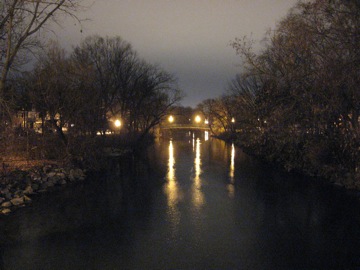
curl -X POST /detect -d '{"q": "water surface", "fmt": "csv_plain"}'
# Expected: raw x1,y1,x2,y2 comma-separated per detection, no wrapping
1,137,360,269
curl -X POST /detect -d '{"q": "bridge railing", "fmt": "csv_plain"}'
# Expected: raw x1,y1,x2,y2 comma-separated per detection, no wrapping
160,123,210,129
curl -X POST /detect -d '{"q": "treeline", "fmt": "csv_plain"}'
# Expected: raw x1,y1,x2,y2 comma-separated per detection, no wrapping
24,37,181,143
8,36,180,164
200,0,360,186
1,2,181,166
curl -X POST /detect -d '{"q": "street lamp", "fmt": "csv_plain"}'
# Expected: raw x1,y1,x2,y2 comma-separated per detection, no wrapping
231,117,235,123
195,115,201,123
168,115,174,123
114,119,121,128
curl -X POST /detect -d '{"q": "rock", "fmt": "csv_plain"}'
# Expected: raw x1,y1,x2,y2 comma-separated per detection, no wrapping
60,179,67,185
32,176,42,182
1,188,12,200
40,182,50,189
15,189,23,196
23,185,33,195
57,172,66,179
47,172,56,178
43,165,53,173
10,197,24,206
69,168,85,181
1,201,12,208
31,183,40,192
1,208,11,215
24,195,32,203
47,177,59,186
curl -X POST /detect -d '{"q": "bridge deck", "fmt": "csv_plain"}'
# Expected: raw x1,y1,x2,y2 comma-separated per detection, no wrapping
160,124,210,130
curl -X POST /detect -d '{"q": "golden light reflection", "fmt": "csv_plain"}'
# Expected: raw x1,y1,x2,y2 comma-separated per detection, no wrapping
204,131,209,141
164,140,181,236
227,143,235,198
168,140,175,181
192,138,204,208
230,143,235,181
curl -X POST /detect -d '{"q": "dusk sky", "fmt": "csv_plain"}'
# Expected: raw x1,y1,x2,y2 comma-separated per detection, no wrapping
54,0,298,107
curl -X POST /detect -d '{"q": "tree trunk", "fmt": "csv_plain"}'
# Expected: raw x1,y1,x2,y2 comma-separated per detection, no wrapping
51,119,68,146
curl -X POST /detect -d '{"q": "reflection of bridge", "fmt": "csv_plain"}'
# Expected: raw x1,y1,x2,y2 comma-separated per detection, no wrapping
160,123,210,131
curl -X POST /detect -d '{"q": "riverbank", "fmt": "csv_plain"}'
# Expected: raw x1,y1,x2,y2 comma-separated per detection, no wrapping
0,133,153,216
0,162,86,215
216,132,360,192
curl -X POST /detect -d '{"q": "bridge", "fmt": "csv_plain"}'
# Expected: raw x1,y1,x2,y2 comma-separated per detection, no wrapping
160,123,210,131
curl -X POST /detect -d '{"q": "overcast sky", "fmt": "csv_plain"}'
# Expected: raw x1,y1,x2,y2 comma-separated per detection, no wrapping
54,0,298,107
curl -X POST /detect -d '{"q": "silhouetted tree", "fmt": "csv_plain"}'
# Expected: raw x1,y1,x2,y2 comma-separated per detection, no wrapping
0,0,83,124
231,0,360,181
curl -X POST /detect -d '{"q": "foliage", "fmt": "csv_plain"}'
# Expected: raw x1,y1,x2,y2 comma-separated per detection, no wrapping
228,0,360,185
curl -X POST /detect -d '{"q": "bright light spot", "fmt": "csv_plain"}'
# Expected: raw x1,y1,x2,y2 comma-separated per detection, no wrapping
192,138,204,208
164,140,181,236
195,115,201,123
168,115,174,123
230,143,235,180
114,119,121,128
204,131,209,141
204,119,209,124
231,117,235,123
168,140,175,182
228,143,236,198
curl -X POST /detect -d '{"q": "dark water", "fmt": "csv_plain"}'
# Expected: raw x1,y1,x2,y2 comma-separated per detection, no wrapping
1,136,360,269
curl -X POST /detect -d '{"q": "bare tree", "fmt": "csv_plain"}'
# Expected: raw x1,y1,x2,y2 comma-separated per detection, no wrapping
73,35,183,140
230,0,360,178
0,0,83,121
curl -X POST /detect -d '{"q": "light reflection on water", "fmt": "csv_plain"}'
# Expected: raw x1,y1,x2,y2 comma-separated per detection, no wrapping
227,143,236,198
163,140,181,237
204,131,209,141
192,138,204,209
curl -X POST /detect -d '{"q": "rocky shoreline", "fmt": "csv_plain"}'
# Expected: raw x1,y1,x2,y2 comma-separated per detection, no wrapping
0,164,86,215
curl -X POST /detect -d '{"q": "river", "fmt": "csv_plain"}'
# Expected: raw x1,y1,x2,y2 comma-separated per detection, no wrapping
1,135,360,269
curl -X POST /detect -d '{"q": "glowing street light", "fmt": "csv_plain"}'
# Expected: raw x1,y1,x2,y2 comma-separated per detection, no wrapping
168,115,174,123
231,117,235,123
195,115,201,123
114,119,121,128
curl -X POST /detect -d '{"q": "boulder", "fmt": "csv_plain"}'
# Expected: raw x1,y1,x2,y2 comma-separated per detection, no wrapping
56,172,66,179
47,172,57,178
1,208,11,215
23,185,33,195
31,183,40,192
24,195,32,203
43,165,53,173
47,176,60,186
60,179,67,185
10,197,24,206
3,190,12,200
69,168,85,181
1,201,12,208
